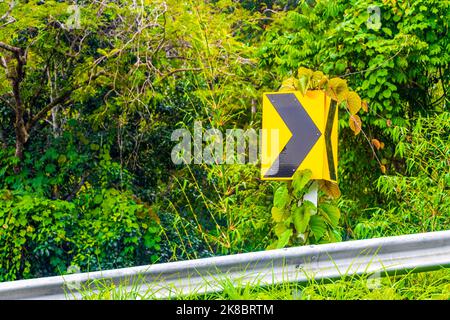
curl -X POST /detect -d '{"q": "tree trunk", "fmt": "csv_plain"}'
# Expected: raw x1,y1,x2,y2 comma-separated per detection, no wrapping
9,48,28,173
0,128,6,149
13,117,28,173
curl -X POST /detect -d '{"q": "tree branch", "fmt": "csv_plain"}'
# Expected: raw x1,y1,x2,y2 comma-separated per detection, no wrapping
27,63,51,109
0,95,14,111
64,172,90,201
0,1,16,29
26,88,73,131
26,70,106,131
0,41,21,54
0,55,6,68
159,68,202,81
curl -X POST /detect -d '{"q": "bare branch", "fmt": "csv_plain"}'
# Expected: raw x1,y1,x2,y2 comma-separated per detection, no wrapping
0,0,16,29
26,70,106,130
0,95,14,111
26,89,73,131
0,55,6,68
160,68,202,81
0,41,21,54
64,172,90,201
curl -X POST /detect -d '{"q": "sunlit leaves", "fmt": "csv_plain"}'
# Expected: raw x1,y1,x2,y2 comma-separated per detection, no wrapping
297,67,314,94
318,180,341,199
298,76,309,95
298,67,314,79
311,71,325,84
310,215,327,240
280,77,298,92
346,91,362,115
296,68,330,95
276,229,293,248
271,207,288,223
274,223,288,238
349,114,362,135
362,100,369,112
326,78,348,102
292,169,312,198
292,206,311,234
273,185,290,209
319,203,340,228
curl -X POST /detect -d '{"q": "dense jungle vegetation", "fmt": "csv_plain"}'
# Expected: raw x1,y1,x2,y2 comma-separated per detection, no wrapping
0,0,448,290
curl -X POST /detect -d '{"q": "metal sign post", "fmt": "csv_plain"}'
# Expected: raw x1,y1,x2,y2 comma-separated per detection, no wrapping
304,181,318,209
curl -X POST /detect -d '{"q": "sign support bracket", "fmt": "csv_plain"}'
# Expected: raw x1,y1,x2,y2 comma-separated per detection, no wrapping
303,181,318,210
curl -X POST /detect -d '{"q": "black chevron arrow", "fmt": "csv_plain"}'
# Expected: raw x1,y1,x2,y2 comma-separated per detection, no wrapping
264,93,322,179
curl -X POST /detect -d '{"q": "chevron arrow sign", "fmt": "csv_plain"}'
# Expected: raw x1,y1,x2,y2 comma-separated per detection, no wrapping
261,91,338,182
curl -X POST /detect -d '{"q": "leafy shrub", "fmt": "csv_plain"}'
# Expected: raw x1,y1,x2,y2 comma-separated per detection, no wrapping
259,0,449,121
69,188,161,271
354,112,450,238
164,164,274,257
0,190,75,281
269,170,342,249
258,0,449,220
0,189,161,281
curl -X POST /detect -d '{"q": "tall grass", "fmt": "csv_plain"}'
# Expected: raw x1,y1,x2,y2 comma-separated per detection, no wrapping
75,268,450,300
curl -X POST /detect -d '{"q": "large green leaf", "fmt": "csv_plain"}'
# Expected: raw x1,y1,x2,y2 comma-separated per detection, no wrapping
274,222,288,237
276,229,293,249
273,185,290,209
292,206,311,234
319,204,341,228
298,75,309,95
310,215,327,240
328,229,342,243
302,200,317,215
272,207,288,223
292,169,312,198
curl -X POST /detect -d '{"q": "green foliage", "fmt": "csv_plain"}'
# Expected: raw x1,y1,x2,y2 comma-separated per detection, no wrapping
0,1,448,295
259,0,449,119
268,170,342,249
0,190,74,281
70,188,162,270
354,112,450,239
292,168,312,197
258,0,449,221
0,189,161,281
381,112,450,220
164,164,274,257
77,267,450,300
273,184,290,209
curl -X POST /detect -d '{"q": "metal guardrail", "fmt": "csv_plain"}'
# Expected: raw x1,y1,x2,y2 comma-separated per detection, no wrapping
1,230,449,300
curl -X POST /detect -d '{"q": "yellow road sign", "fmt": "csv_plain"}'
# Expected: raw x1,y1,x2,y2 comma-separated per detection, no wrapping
261,90,338,182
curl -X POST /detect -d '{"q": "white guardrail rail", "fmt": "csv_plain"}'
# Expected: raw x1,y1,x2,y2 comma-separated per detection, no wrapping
0,230,449,300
